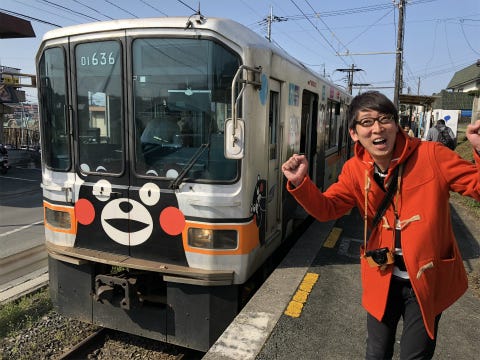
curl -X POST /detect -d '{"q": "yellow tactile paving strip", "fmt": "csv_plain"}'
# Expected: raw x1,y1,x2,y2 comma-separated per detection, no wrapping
284,225,344,318
284,272,319,318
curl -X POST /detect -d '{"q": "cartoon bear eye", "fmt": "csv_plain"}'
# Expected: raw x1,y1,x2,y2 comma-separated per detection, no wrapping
92,179,112,202
139,182,160,206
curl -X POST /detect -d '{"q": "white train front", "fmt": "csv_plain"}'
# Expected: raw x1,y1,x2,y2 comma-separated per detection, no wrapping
37,15,351,351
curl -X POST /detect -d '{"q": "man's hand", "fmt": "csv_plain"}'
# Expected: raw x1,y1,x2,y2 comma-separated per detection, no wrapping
466,120,480,154
281,154,308,187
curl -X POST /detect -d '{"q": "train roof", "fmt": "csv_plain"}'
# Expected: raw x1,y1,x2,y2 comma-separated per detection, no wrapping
40,16,348,96
41,17,274,48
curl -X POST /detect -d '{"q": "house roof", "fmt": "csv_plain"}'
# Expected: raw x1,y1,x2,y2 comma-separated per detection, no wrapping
0,12,35,38
399,94,436,106
447,62,480,89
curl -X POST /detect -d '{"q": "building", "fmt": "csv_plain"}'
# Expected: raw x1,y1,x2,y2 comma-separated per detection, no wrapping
398,61,480,139
447,61,480,93
445,60,480,122
0,11,36,145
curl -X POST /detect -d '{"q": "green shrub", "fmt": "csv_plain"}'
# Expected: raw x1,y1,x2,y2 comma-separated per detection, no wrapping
0,288,52,338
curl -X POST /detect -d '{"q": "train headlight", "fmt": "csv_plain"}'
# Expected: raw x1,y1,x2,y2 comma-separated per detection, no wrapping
188,228,238,250
45,207,72,229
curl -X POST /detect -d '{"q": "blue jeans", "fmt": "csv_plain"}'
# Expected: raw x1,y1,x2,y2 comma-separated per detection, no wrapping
366,277,441,360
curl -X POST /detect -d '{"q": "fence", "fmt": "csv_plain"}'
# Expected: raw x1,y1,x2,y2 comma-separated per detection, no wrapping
2,127,40,148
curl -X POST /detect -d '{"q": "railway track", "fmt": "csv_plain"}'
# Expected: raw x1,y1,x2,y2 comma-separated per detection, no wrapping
57,328,107,360
57,327,204,360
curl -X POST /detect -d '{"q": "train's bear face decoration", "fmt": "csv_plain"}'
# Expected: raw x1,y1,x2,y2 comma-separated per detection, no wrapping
74,179,187,264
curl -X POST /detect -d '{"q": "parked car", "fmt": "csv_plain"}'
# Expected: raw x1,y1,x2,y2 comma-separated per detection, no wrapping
0,144,9,174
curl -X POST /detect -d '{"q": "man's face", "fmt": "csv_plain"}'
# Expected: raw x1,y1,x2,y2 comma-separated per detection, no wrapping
349,109,399,164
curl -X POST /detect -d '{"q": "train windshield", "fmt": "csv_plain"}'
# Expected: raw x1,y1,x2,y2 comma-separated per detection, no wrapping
133,38,239,181
75,41,123,174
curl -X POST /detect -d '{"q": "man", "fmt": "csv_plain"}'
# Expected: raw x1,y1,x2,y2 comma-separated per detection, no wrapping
426,119,456,149
281,91,480,359
403,125,414,137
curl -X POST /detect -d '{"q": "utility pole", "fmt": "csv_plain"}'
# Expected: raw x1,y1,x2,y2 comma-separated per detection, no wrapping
264,6,287,42
352,83,371,94
336,64,363,94
394,0,406,108
266,6,273,42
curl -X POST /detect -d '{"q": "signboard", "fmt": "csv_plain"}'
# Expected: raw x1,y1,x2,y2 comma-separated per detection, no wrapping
0,84,19,103
423,109,460,139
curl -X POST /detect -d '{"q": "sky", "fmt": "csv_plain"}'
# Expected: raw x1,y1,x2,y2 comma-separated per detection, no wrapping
1,0,479,103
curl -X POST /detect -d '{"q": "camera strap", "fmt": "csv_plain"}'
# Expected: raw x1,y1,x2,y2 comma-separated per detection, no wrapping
371,164,400,229
363,164,403,251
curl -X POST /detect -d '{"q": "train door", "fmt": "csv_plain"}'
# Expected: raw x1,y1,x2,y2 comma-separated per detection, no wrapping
300,90,318,181
266,80,281,238
71,39,131,255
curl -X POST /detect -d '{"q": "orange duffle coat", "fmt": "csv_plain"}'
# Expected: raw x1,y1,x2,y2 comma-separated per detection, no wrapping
287,130,480,339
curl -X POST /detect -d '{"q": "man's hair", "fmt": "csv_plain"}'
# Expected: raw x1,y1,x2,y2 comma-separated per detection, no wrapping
436,119,445,126
347,91,399,131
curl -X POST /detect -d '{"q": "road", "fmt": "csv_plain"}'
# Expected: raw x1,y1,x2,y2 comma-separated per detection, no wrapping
0,165,45,287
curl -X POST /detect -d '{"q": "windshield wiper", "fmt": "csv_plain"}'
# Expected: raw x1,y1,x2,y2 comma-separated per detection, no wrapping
169,143,210,189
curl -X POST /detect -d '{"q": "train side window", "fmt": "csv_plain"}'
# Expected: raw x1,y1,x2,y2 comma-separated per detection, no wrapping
325,100,339,151
38,47,70,170
269,91,279,160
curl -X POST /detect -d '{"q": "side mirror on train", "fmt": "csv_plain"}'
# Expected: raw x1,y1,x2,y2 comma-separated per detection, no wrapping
224,118,244,159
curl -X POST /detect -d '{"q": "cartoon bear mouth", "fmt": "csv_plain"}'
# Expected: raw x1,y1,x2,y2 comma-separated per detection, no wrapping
104,218,149,233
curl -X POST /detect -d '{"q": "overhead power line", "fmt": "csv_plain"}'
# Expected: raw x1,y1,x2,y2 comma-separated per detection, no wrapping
104,0,138,18
289,0,349,67
39,0,101,21
260,0,437,22
176,0,197,13
139,0,169,17
304,0,352,57
0,8,61,27
74,0,114,20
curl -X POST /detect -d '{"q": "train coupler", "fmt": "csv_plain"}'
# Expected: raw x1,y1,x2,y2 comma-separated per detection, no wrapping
93,274,141,310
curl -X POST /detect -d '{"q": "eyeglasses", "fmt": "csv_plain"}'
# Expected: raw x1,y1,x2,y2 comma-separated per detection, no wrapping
355,116,395,127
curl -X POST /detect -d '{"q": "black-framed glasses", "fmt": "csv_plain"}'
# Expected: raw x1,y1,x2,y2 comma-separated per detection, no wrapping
355,116,395,128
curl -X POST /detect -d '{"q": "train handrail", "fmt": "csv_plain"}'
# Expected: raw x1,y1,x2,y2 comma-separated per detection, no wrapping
230,65,262,137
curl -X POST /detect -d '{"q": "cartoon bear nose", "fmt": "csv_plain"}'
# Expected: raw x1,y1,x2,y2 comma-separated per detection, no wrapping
119,200,133,213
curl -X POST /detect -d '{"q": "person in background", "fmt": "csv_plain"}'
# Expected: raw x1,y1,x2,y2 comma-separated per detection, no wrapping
426,119,455,144
281,91,480,359
403,125,414,137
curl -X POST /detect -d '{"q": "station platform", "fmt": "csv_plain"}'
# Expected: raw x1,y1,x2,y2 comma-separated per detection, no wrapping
204,201,480,360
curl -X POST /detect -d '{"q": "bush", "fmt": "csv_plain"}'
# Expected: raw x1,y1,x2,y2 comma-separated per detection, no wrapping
0,288,52,338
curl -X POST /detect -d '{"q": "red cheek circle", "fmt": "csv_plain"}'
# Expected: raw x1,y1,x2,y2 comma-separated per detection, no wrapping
75,198,95,225
159,207,185,236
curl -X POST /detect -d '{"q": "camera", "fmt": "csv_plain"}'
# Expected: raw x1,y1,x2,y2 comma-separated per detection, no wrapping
364,247,395,267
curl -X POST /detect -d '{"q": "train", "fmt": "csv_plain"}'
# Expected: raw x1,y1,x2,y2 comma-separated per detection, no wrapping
36,14,351,351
